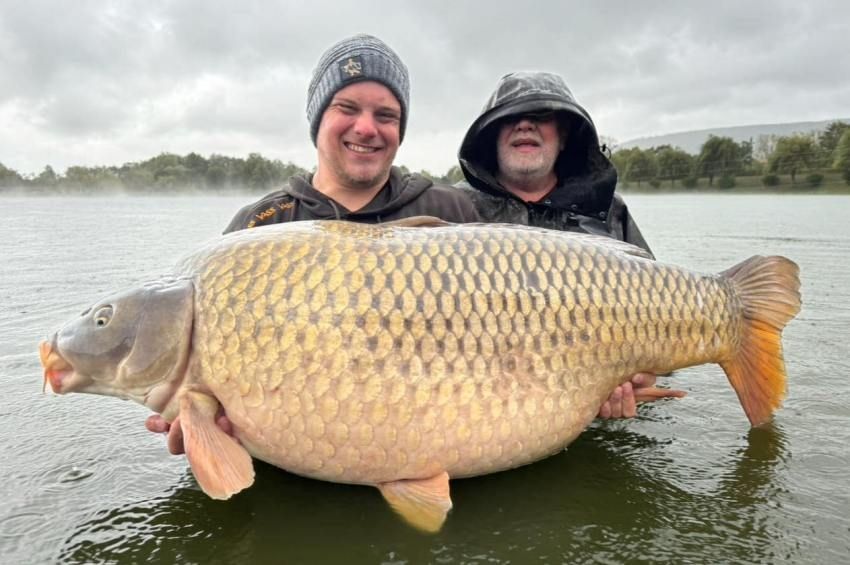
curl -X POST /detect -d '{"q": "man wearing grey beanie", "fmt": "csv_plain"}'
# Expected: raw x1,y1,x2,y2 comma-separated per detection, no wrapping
224,34,479,232
147,37,648,454
147,33,479,447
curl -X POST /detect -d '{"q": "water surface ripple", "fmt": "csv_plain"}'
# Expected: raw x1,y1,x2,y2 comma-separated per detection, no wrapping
2,194,848,563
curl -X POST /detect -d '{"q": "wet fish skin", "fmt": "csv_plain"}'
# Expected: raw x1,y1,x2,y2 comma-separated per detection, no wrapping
179,221,792,478
40,219,801,532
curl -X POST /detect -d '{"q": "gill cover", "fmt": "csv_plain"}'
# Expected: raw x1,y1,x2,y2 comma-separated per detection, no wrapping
118,278,195,389
48,277,194,402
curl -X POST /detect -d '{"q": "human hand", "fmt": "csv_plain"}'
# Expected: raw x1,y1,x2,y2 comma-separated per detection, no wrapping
145,412,234,455
597,373,686,419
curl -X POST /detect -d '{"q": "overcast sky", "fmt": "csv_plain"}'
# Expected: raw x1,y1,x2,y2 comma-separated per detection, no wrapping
2,0,848,176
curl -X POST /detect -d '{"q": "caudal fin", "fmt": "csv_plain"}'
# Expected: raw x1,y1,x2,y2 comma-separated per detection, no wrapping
719,256,801,426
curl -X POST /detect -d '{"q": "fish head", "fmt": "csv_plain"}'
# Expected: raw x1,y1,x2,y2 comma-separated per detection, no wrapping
40,277,194,411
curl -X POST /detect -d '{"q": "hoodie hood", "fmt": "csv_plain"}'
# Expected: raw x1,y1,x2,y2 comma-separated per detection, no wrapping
282,166,432,220
458,71,618,216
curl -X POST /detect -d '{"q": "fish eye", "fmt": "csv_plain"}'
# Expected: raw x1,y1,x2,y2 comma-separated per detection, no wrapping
93,305,113,328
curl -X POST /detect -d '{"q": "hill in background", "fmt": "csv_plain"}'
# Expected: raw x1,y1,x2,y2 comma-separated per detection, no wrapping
617,118,850,154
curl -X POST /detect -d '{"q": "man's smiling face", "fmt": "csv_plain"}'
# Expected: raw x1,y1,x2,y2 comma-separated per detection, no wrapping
315,81,401,191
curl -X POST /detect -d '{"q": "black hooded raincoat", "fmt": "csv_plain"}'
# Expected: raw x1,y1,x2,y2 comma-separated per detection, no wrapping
456,72,653,257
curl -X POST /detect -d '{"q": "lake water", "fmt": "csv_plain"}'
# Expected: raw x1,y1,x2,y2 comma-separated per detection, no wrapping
1,193,848,564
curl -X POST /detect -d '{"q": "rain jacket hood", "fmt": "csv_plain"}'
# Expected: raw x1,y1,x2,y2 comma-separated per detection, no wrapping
458,71,618,217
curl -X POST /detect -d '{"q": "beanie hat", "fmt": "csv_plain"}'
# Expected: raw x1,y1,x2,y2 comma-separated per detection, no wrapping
306,34,410,145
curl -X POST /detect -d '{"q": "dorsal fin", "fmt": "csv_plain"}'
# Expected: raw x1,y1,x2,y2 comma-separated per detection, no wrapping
382,216,452,228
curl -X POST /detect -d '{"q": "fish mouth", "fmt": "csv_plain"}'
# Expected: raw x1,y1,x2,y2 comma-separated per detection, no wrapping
39,340,74,394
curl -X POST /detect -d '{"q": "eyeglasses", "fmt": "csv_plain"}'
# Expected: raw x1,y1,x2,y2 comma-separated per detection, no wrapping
503,111,557,124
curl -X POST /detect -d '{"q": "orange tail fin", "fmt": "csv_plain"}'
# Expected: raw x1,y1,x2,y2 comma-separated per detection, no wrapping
719,256,801,426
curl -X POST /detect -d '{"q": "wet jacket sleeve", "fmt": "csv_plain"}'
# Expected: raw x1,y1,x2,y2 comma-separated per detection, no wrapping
454,193,483,223
421,184,483,223
223,204,254,234
222,192,296,234
610,194,654,259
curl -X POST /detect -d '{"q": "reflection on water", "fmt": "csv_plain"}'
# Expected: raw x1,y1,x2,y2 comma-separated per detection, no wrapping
60,424,790,564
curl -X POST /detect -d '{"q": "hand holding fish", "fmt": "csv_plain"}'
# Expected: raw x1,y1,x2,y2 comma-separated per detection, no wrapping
597,373,687,419
145,412,234,455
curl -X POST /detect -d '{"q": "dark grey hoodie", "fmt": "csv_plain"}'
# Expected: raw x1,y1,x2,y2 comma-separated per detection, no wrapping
224,167,480,233
456,71,653,256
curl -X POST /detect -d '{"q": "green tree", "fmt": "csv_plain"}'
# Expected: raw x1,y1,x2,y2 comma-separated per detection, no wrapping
696,136,745,186
819,121,850,167
35,165,58,187
271,160,308,186
754,134,779,163
141,153,182,173
0,162,24,188
610,147,639,181
154,165,195,190
738,139,755,174
654,147,694,187
119,166,155,190
61,166,120,191
241,153,278,190
624,149,657,187
768,135,819,185
443,164,465,185
417,169,439,183
834,129,850,185
184,152,208,175
206,154,241,188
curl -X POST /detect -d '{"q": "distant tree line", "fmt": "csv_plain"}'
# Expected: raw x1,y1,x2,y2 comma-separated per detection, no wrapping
0,150,472,193
0,152,311,193
611,121,850,190
3,121,850,193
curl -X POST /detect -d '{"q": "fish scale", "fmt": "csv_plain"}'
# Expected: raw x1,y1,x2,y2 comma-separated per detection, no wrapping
181,222,734,484
41,218,800,532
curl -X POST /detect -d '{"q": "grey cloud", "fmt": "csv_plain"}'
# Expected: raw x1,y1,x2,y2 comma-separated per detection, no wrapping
1,0,848,175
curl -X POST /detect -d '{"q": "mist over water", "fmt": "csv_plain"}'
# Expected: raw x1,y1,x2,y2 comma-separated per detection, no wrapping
2,193,848,563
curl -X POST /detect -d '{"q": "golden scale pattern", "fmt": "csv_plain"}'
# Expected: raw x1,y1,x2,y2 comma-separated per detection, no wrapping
182,223,740,484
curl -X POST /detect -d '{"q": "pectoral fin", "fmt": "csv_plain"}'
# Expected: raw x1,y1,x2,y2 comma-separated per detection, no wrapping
179,391,254,499
377,471,452,533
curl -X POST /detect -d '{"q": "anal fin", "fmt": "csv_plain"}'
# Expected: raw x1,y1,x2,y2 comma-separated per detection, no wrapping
180,391,255,499
378,471,452,533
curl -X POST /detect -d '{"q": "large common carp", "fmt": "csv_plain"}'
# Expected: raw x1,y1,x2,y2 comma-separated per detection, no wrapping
39,218,801,532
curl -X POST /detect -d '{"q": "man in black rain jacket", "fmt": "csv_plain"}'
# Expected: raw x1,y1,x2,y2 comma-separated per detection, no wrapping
456,71,652,256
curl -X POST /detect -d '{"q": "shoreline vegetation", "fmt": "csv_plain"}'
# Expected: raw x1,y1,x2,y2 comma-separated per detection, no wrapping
3,122,850,195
